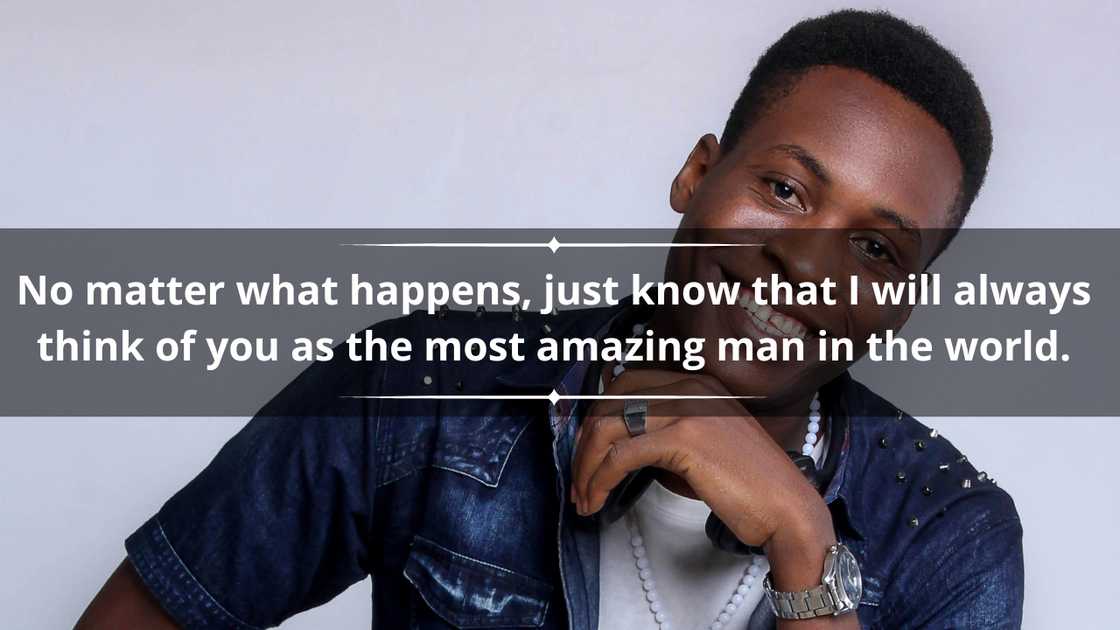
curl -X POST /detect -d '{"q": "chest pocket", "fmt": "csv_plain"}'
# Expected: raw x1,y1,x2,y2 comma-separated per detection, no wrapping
404,535,553,628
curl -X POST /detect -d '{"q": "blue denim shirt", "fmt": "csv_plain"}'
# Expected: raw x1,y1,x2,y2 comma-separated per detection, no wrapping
126,305,1024,629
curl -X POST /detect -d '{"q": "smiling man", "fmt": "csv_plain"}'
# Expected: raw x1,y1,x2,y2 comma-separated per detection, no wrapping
78,9,1022,630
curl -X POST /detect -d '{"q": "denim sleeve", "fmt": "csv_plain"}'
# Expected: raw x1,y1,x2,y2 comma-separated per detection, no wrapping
880,510,1025,629
125,345,385,629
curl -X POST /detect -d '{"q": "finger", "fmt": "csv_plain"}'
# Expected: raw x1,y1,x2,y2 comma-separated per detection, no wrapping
583,428,683,514
575,386,692,511
573,410,670,514
572,383,695,512
572,373,730,512
570,368,676,503
573,371,734,513
575,373,752,513
571,417,607,506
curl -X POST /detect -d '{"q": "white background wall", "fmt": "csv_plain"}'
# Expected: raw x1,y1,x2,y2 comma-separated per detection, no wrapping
1,1,1117,628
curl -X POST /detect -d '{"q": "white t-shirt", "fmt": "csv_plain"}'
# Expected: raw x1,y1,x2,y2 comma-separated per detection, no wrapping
596,425,828,630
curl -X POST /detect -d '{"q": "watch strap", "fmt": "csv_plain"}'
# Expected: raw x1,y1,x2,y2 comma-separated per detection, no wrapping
764,577,840,620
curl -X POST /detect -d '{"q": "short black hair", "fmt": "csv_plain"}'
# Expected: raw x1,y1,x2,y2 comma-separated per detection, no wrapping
721,9,991,235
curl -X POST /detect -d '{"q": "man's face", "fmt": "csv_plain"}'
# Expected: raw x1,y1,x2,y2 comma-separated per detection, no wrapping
664,66,963,411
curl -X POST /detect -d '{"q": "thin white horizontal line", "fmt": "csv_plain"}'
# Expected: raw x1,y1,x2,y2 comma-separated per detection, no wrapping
340,394,762,400
339,242,762,248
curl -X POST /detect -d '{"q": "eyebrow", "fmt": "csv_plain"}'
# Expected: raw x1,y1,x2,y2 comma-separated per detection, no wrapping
772,144,831,184
873,206,922,242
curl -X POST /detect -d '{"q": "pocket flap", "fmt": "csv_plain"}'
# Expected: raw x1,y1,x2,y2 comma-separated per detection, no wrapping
404,535,552,628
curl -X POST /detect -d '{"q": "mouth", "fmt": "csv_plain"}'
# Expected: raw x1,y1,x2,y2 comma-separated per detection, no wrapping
736,287,811,341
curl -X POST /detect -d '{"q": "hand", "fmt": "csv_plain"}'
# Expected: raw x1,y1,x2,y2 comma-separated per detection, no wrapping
570,369,836,573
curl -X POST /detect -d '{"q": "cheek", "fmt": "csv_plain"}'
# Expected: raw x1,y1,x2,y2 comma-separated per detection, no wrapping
850,300,910,351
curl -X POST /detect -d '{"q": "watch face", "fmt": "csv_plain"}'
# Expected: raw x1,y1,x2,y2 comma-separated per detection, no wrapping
837,546,863,607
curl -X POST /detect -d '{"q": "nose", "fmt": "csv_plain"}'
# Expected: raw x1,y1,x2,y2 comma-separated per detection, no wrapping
760,228,842,287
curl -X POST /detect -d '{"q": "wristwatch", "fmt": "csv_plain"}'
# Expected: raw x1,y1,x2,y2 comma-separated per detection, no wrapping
764,543,862,619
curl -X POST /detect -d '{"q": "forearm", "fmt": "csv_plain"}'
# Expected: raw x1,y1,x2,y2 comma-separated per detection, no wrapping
75,559,178,630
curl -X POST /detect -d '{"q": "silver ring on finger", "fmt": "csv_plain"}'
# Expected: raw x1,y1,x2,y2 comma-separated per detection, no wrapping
622,399,648,437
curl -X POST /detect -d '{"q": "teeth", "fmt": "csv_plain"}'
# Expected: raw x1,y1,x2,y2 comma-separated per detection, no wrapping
738,289,809,340
775,314,793,334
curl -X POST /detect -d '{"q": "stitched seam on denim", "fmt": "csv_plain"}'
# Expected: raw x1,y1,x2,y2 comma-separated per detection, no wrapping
381,431,499,486
404,569,544,628
431,419,532,487
412,534,552,588
549,405,577,630
492,420,531,487
405,537,551,626
881,515,1021,623
429,463,495,487
380,465,423,487
153,518,263,630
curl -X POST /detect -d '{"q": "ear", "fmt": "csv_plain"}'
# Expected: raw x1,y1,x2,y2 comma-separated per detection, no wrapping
670,134,722,214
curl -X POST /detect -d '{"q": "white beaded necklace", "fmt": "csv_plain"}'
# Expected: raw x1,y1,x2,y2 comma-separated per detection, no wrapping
625,513,767,630
611,322,822,630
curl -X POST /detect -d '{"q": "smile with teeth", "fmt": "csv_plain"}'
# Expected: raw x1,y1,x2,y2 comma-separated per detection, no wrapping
738,289,810,340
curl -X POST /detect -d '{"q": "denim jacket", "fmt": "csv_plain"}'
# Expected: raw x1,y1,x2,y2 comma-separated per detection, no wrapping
126,305,1024,629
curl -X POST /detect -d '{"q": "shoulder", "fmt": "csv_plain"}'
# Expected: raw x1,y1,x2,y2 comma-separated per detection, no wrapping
837,379,1021,578
842,380,1025,625
842,378,1019,530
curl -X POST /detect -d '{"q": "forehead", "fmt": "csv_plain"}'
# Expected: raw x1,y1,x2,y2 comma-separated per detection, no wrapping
733,66,963,231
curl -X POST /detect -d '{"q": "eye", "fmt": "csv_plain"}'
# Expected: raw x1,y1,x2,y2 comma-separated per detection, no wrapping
852,236,898,265
765,179,806,211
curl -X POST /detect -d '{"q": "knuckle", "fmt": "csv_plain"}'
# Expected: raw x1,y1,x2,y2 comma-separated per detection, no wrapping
681,379,709,396
602,441,624,467
670,419,703,443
